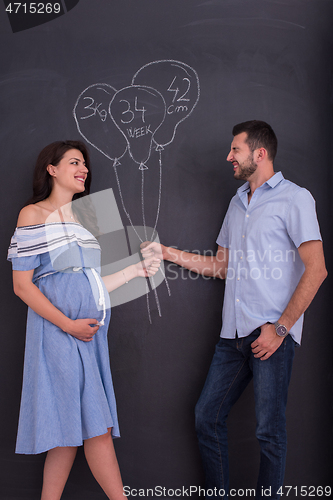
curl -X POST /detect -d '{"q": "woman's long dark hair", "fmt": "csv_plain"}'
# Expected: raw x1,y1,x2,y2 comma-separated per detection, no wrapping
25,140,100,235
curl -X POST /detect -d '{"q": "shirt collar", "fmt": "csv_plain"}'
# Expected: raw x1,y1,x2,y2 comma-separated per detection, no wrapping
237,171,284,195
266,171,284,188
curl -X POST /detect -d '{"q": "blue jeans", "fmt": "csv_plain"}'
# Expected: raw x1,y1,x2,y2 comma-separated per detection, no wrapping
195,330,295,499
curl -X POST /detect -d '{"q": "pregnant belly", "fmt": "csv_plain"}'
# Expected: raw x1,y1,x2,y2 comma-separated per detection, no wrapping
37,271,102,321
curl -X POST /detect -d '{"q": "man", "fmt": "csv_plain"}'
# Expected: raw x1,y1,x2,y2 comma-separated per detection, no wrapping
141,120,327,499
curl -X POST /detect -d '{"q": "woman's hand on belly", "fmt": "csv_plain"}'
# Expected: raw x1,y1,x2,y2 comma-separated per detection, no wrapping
66,318,100,342
13,270,99,340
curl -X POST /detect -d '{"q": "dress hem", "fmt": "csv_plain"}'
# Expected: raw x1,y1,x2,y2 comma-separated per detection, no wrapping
15,428,121,455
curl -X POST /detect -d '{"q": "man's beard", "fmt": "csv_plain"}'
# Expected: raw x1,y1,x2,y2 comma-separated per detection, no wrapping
234,153,258,180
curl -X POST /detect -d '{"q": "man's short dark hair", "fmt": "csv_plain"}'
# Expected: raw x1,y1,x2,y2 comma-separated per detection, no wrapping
232,120,278,161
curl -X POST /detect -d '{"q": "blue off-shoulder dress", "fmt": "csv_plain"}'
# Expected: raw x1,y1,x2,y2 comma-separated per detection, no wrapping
7,222,120,455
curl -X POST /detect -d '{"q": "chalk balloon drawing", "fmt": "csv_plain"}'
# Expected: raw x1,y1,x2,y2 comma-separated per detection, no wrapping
73,60,200,320
110,85,166,169
132,60,200,147
73,84,127,161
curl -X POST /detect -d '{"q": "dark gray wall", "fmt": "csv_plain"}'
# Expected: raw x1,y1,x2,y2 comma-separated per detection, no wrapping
0,1,332,499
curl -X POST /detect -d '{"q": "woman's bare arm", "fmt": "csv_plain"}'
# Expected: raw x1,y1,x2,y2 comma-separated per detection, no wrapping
101,257,161,293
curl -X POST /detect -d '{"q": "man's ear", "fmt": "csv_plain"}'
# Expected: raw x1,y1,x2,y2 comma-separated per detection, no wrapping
256,148,267,162
47,164,57,177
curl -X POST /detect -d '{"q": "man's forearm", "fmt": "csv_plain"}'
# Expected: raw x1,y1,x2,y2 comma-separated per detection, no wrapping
278,241,327,331
163,245,228,279
279,267,327,332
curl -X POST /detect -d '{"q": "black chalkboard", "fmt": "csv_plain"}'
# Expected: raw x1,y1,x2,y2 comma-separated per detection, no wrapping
1,1,332,499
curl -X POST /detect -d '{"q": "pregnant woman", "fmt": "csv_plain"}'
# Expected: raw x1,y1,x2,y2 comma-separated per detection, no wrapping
7,140,160,500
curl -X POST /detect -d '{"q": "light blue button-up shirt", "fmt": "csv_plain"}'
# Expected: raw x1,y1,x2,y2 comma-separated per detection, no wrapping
216,172,322,344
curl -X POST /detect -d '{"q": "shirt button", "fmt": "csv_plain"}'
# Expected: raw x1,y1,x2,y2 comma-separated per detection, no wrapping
73,267,82,272
236,299,240,302
237,278,240,281
246,214,249,218
242,235,245,238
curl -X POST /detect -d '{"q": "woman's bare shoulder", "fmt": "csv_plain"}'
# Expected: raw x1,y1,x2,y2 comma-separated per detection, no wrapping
17,203,47,227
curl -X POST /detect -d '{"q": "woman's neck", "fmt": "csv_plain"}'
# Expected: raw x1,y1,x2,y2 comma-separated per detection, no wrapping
47,188,74,210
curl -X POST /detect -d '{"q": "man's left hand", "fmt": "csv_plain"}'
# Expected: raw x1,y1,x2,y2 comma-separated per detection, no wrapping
251,323,284,360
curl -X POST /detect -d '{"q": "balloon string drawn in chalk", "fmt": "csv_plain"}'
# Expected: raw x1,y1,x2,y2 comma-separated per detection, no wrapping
112,159,158,324
112,156,168,321
151,146,162,244
112,159,144,244
141,169,148,242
